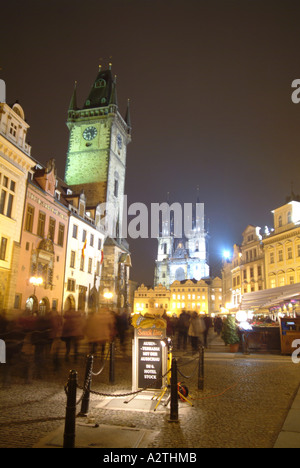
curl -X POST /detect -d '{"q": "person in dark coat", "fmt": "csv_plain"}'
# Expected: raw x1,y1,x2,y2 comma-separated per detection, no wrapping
203,315,212,348
214,316,223,336
177,310,190,350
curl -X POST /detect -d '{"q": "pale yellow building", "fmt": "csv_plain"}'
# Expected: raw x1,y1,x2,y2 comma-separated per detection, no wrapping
228,225,266,309
134,279,222,317
263,201,300,289
170,278,222,316
0,101,35,312
133,283,170,315
134,277,222,316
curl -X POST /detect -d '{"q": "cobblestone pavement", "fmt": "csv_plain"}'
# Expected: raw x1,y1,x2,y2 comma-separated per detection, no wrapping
0,332,300,448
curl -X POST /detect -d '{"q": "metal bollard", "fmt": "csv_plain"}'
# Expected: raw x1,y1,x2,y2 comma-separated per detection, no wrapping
63,370,78,448
109,341,115,384
169,358,179,422
198,345,204,390
78,354,94,417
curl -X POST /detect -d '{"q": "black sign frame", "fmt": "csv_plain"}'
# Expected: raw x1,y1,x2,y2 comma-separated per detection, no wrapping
138,338,163,389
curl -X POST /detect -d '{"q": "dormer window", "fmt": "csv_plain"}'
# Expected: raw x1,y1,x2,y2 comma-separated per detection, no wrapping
95,79,106,88
9,122,17,137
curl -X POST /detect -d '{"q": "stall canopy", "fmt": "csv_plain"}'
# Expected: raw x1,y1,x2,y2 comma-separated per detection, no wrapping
240,284,300,311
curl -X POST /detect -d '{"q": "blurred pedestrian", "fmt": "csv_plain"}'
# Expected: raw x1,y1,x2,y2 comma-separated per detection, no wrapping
49,309,63,370
115,309,129,354
85,308,115,358
30,313,52,379
177,310,190,350
214,316,223,336
61,309,84,362
203,315,212,348
188,312,206,354
0,314,26,385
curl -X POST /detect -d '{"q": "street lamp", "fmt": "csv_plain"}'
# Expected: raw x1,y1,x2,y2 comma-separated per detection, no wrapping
29,276,43,295
103,291,113,308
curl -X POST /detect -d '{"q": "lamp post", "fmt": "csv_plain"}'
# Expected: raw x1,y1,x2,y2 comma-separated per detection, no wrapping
29,276,43,295
103,291,113,308
103,291,114,384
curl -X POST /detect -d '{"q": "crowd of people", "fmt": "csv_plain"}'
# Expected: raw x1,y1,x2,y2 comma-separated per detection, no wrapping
162,310,224,353
0,308,130,381
0,307,226,384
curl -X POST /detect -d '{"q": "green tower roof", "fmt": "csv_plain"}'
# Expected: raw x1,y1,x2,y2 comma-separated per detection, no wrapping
83,66,115,110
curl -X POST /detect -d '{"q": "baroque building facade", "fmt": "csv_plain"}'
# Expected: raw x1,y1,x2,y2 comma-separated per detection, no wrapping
0,101,34,312
15,159,69,314
134,278,222,317
222,197,300,314
263,200,300,289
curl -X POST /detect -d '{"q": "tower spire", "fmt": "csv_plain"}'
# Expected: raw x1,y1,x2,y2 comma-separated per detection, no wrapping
109,75,118,107
125,99,132,130
68,81,78,111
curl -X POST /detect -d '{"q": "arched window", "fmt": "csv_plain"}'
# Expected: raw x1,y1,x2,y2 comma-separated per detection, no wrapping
95,79,106,88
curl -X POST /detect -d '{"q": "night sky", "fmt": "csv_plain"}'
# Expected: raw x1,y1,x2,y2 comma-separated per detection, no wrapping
2,0,300,285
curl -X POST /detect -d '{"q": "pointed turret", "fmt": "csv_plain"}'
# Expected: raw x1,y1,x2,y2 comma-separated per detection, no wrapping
125,99,132,134
68,81,78,111
109,75,118,107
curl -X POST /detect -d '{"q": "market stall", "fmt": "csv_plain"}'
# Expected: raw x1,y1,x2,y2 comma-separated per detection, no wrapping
279,317,300,355
239,284,300,354
241,320,280,353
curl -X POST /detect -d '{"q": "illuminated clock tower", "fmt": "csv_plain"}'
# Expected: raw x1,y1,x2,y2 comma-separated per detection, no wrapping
65,64,131,236
64,64,132,311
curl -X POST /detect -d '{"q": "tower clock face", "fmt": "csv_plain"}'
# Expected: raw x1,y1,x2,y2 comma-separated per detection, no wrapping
83,126,97,141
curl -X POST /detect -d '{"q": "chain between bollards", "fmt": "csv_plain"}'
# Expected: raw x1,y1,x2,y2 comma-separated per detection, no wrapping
63,369,77,448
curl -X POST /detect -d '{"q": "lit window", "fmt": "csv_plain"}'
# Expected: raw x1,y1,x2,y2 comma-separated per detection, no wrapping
48,217,56,241
72,224,78,239
37,211,46,237
57,223,65,247
70,250,75,268
0,237,7,260
25,204,34,232
0,176,16,218
67,279,75,292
